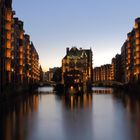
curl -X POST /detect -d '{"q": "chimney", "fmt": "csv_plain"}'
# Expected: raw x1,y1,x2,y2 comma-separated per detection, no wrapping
66,47,69,54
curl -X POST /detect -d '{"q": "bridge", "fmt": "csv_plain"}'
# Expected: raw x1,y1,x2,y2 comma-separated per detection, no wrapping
93,80,124,87
39,81,56,87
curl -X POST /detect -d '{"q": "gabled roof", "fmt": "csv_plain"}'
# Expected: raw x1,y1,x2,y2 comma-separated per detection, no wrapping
63,47,90,59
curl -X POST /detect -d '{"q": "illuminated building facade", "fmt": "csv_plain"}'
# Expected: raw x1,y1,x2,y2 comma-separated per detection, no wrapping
94,18,140,84
122,18,140,83
62,47,93,92
93,64,112,82
134,18,140,81
93,67,101,82
30,43,40,83
12,18,25,84
0,0,13,90
0,0,40,93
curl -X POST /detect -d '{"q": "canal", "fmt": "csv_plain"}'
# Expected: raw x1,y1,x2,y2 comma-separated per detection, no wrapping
0,87,140,140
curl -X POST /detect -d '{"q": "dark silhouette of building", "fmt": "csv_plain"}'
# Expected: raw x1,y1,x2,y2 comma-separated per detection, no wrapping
111,54,122,82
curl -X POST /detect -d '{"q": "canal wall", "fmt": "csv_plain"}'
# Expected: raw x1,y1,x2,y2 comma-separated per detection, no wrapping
120,83,140,95
93,82,140,96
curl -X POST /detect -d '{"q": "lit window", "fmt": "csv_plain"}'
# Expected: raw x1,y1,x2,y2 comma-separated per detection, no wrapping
6,11,12,21
136,39,140,45
7,32,11,39
5,61,11,71
6,41,11,48
6,50,11,58
136,31,140,38
5,23,11,30
136,59,140,65
19,68,23,74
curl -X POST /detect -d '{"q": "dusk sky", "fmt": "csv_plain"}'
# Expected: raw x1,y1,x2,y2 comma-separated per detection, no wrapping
13,0,140,71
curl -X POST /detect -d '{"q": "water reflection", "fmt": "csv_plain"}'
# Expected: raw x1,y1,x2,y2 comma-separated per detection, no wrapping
92,87,113,94
113,92,140,113
61,94,94,140
1,87,140,140
0,94,40,140
60,94,93,110
113,92,140,140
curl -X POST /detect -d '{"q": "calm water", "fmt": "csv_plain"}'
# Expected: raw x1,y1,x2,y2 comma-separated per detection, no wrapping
0,87,140,140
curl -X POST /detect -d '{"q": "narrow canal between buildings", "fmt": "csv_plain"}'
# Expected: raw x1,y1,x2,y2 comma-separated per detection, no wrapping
0,87,140,140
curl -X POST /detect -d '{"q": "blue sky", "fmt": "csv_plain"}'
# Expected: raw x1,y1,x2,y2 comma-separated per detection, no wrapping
13,0,140,71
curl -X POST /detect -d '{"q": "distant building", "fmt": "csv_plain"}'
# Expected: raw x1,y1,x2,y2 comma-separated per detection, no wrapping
93,64,112,83
93,67,101,82
121,41,127,83
39,66,44,82
62,47,93,92
45,67,59,82
111,54,122,82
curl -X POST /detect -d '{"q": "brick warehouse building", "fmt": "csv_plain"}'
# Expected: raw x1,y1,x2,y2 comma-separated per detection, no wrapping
0,0,40,93
62,47,93,93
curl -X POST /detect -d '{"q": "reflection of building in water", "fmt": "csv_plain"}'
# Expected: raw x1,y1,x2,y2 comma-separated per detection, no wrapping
113,93,140,137
92,88,113,94
61,94,93,110
113,93,140,114
0,95,39,140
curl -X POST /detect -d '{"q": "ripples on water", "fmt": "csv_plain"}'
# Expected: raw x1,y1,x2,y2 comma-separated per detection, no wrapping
0,87,140,140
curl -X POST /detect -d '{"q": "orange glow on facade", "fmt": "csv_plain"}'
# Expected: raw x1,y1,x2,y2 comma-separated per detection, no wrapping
6,50,11,58
6,61,11,71
0,2,41,87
